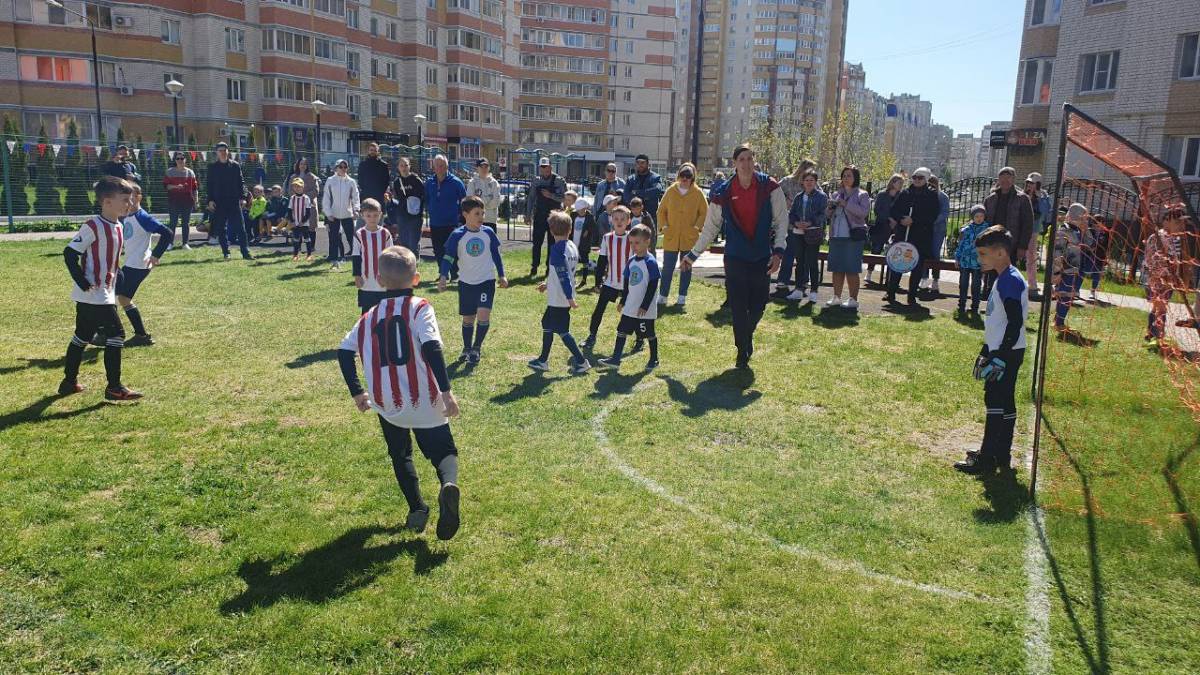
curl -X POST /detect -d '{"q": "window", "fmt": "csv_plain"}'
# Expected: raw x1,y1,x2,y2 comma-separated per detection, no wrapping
370,17,378,37
386,62,397,80
1030,0,1061,26
425,104,440,123
314,37,346,61
426,27,438,46
387,101,399,118
426,67,438,85
1166,136,1200,179
314,0,345,15
1080,50,1119,92
1020,58,1053,105
1180,33,1200,80
161,19,181,44
225,27,245,53
371,58,379,76
626,40,633,54
86,3,113,30
47,1,67,25
346,7,359,29
347,51,360,75
262,29,312,57
371,98,379,116
623,90,631,102
387,22,397,41
18,55,94,83
226,78,246,102
347,94,360,119
624,65,632,78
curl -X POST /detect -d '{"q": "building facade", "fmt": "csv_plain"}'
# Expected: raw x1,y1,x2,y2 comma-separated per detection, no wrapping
948,133,981,181
1009,0,1200,183
882,92,931,172
977,120,1012,178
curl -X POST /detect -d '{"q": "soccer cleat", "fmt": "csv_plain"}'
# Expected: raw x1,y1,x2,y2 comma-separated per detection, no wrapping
104,385,143,401
467,349,481,365
57,379,84,396
243,253,254,260
581,334,597,350
569,358,592,375
842,298,859,310
785,288,805,302
436,483,461,541
954,454,997,475
458,349,471,362
181,244,192,251
597,357,621,370
645,358,659,370
526,358,550,372
405,508,430,533
124,334,154,347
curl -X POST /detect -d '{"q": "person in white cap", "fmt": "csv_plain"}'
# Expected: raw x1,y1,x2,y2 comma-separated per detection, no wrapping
1024,171,1052,298
527,157,566,277
984,167,1035,296
885,167,940,308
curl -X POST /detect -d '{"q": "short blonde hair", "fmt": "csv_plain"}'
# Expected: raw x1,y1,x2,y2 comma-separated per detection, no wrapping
629,223,653,241
548,210,573,238
290,178,306,188
361,198,382,213
611,205,631,220
378,245,418,289
564,190,578,199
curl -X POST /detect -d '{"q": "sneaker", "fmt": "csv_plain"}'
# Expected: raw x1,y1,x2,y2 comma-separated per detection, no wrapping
181,243,192,251
807,291,819,304
405,508,430,533
919,278,931,290
125,333,154,347
104,385,143,401
645,358,659,370
436,483,460,541
676,295,686,307
597,357,621,369
526,358,550,372
785,288,805,301
954,454,997,475
581,334,597,350
1089,289,1099,302
467,349,481,365
842,298,858,310
242,253,254,261
825,296,842,307
57,379,83,396
223,254,231,261
569,358,592,375
771,285,791,299
458,349,471,362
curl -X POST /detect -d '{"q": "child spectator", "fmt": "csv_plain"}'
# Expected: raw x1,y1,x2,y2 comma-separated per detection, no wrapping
597,192,622,239
629,197,657,250
1142,207,1188,344
337,246,462,539
954,204,989,315
1052,203,1093,335
350,199,395,314
287,178,316,262
322,159,361,270
598,223,661,370
117,183,173,347
438,196,508,364
583,205,634,350
59,176,143,400
955,225,1027,475
563,189,578,218
263,185,288,240
1082,214,1111,302
571,198,598,288
248,185,268,243
528,211,591,374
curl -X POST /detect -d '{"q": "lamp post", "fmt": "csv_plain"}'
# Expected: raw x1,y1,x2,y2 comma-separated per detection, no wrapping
413,112,426,172
47,0,103,143
165,79,183,149
312,99,327,174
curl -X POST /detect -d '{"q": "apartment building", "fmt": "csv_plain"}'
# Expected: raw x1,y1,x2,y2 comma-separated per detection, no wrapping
948,133,981,181
882,93,931,172
1009,0,1200,182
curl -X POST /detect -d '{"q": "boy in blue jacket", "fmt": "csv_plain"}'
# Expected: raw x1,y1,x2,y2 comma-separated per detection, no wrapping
953,204,989,315
117,183,174,346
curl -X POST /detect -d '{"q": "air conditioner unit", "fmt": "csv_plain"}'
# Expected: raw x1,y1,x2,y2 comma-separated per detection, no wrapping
114,14,134,28
347,69,359,79
119,85,135,96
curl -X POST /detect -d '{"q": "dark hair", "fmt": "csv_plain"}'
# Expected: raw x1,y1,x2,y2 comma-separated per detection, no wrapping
975,225,1013,251
174,152,186,162
635,153,650,162
840,165,861,188
460,195,485,214
291,157,308,174
732,144,753,161
95,175,133,201
802,170,819,181
629,223,654,241
630,197,644,208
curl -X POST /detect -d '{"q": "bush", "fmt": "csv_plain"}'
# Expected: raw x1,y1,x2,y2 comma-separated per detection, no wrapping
32,126,63,216
8,219,77,233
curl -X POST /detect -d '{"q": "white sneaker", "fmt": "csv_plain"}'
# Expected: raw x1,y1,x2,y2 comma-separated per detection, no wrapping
930,280,940,294
1090,289,1099,301
919,278,931,290
842,298,859,309
657,295,667,305
825,296,842,307
181,243,192,251
676,295,686,306
785,289,805,301
808,291,819,304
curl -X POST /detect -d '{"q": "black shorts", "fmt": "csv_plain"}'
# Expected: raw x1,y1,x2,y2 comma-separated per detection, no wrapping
116,266,151,299
458,280,496,316
597,284,621,304
541,306,571,334
74,302,124,342
617,315,656,339
358,289,388,313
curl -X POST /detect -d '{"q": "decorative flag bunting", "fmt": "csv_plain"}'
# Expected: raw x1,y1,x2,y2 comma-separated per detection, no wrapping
199,151,206,161
5,141,13,153
132,148,140,159
94,145,103,155
51,144,61,157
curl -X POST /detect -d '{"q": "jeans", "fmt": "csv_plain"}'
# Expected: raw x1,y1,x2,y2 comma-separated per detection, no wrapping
396,214,422,256
1054,273,1081,327
210,205,250,257
168,207,192,247
958,268,982,310
981,348,1024,463
1024,243,1041,292
431,226,455,276
328,218,354,261
787,233,821,293
724,257,770,361
660,250,692,299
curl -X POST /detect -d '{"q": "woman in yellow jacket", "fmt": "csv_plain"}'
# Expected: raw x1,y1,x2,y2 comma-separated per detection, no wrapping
656,163,708,308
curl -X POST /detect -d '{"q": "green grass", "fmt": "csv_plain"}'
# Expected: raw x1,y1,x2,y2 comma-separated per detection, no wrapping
0,241,1196,672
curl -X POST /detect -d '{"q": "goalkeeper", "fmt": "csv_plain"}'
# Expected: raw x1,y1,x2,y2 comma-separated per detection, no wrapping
956,226,1029,476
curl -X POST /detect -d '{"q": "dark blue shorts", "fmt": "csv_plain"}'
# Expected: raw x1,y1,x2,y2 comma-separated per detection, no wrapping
541,306,571,334
458,280,496,316
116,266,151,299
358,290,388,313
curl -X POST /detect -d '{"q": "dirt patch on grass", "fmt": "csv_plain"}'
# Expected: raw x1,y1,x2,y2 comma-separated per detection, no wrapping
910,424,982,461
183,525,223,548
277,416,310,429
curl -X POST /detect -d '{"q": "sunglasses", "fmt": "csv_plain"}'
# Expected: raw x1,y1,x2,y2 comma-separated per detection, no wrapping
679,173,694,180
607,169,616,173
913,176,927,180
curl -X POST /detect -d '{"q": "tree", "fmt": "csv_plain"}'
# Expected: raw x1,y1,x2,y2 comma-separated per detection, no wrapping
829,106,900,190
0,114,31,217
144,131,170,213
63,120,92,215
133,134,149,210
32,125,63,216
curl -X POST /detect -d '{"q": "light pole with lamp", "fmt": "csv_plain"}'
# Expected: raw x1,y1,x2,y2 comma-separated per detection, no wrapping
311,99,327,175
165,79,183,149
413,112,426,173
46,0,103,143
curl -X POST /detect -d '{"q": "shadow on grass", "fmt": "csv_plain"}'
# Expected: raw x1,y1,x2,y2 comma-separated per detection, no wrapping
704,305,732,329
490,372,568,403
285,349,338,370
590,369,650,400
1163,435,1200,574
973,470,1030,524
164,257,225,267
953,311,986,330
278,267,331,281
505,275,542,288
662,369,762,418
1056,329,1101,349
1037,414,1110,674
446,359,477,378
812,307,860,329
777,302,814,320
0,394,107,431
0,352,99,375
881,302,935,322
220,526,446,614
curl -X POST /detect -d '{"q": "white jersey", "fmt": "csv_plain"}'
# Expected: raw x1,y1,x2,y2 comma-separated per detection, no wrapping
600,231,632,289
467,175,502,222
442,225,504,285
984,265,1028,351
67,216,123,305
572,214,588,249
339,294,448,429
546,239,579,308
352,226,394,292
622,254,662,320
121,209,168,270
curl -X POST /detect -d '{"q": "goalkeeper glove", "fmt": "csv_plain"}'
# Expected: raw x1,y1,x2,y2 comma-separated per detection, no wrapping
978,356,1007,383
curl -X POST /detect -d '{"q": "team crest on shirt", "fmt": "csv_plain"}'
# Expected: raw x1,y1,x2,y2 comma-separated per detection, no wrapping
465,238,485,257
629,266,644,285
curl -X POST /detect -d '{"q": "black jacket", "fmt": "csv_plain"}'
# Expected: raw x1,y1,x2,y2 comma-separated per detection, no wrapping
889,185,940,245
206,160,245,206
101,160,140,182
357,156,391,201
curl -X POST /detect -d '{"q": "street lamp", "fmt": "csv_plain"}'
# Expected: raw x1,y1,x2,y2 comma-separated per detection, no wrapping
413,112,426,171
47,0,103,143
312,99,327,173
164,79,183,149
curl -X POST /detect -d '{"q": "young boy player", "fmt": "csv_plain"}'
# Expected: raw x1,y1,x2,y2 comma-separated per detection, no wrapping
438,196,509,364
337,245,463,539
583,205,635,350
955,226,1028,475
117,183,174,346
350,198,394,314
598,224,661,370
59,176,143,400
529,211,591,375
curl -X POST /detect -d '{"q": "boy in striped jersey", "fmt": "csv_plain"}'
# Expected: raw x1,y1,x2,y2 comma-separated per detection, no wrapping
582,206,639,352
438,196,509,364
117,184,174,346
337,245,463,539
528,211,591,374
350,199,395,314
59,176,143,400
598,224,661,370
287,178,317,262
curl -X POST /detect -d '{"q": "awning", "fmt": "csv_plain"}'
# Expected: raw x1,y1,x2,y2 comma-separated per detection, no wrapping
583,151,616,161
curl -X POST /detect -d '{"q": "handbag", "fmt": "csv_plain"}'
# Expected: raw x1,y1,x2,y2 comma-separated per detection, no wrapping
849,226,868,242
803,227,824,245
396,177,422,216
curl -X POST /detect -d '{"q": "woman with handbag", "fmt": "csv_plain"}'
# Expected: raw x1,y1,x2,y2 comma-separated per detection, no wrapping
390,156,425,255
825,166,872,309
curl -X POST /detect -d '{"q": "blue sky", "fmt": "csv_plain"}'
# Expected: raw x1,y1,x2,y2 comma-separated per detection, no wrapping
843,0,1023,137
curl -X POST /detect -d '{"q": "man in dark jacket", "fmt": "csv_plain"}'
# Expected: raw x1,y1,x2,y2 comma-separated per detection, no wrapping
887,167,941,308
625,154,664,217
206,142,251,260
984,166,1036,297
101,145,141,183
356,142,391,207
526,157,566,276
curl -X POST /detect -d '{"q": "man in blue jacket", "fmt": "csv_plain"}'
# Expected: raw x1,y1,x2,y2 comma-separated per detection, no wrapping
625,154,664,218
425,154,467,276
681,145,788,369
205,142,251,261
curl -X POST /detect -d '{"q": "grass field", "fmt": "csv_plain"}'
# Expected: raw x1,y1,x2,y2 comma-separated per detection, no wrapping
0,240,1196,673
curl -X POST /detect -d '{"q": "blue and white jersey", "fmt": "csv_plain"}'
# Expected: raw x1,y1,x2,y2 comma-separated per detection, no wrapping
121,208,172,270
546,239,579,308
984,265,1028,351
440,225,505,285
621,254,662,320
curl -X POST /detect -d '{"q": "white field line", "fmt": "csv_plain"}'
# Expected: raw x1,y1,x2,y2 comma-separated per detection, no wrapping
591,378,999,605
1023,407,1052,675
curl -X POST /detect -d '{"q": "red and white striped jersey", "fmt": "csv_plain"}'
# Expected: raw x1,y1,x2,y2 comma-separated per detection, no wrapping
600,231,632,290
340,293,448,429
352,226,394,292
67,216,123,305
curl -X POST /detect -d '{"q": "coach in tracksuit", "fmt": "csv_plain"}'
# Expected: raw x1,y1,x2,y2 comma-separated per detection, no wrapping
680,144,788,369
205,142,251,260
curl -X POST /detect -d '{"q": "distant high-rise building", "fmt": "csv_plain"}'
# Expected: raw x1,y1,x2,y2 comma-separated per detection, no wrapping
882,93,932,172
948,133,982,181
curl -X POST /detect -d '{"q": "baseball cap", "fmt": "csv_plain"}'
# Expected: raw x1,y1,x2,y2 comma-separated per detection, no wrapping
476,158,489,166
998,166,1016,176
1026,172,1043,183
969,204,986,216
602,194,621,207
214,141,229,150
538,157,551,167
575,197,592,212
912,167,931,179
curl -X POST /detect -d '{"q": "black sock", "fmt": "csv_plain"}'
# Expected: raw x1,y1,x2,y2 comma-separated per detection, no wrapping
561,333,585,363
103,344,122,389
539,331,553,361
390,454,426,512
124,304,146,335
64,338,85,382
649,337,658,361
611,334,627,361
435,453,459,486
473,322,489,349
462,324,474,351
